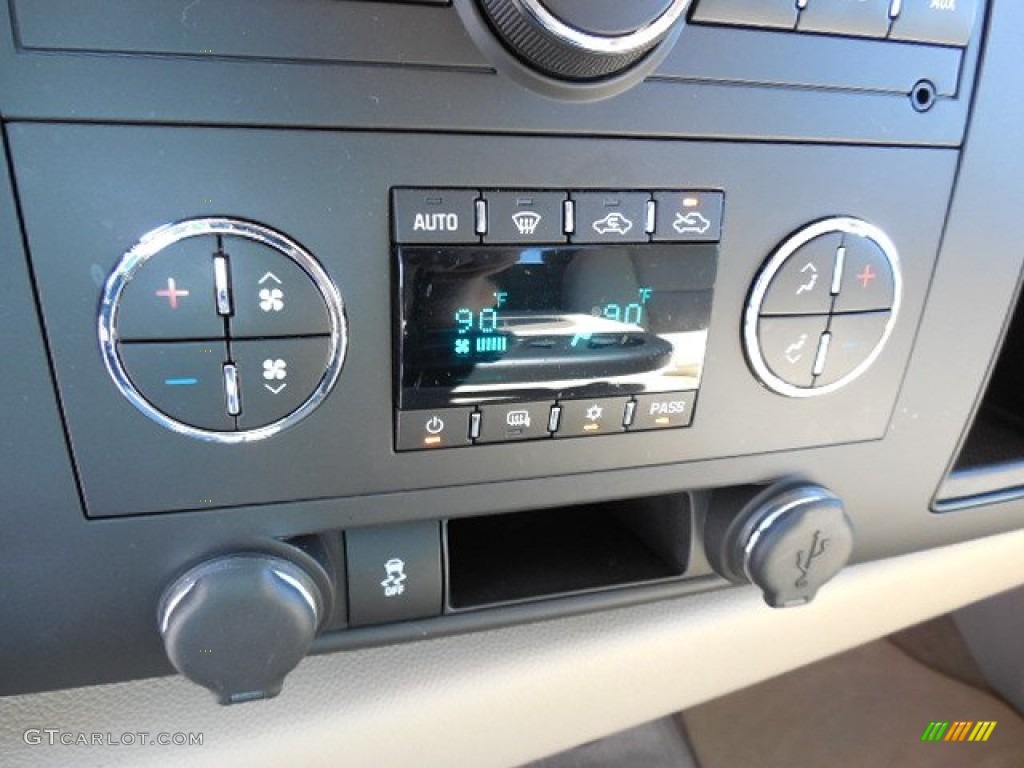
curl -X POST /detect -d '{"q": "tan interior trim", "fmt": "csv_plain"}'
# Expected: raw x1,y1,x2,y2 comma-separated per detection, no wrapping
4,528,1024,768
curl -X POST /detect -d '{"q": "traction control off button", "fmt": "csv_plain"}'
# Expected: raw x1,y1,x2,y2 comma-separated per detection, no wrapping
346,521,443,627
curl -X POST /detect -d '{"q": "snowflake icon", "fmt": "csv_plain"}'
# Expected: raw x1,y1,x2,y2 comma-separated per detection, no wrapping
262,358,288,381
259,287,285,312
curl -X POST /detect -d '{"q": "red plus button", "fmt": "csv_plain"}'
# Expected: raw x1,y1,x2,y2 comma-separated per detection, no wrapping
155,278,190,309
834,235,894,314
856,265,876,289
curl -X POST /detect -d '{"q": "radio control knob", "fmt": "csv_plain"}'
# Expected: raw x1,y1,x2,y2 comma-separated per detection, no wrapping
475,0,693,81
705,483,854,608
158,552,327,704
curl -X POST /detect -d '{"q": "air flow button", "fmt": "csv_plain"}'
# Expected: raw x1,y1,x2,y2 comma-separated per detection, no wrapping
759,232,842,316
231,337,332,430
757,316,829,389
224,237,331,338
651,191,724,243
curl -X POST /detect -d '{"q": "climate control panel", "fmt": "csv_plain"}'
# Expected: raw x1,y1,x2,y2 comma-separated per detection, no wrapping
99,218,347,441
744,217,900,397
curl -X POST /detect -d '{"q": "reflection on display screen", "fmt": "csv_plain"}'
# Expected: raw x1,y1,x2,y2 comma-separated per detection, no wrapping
397,245,717,408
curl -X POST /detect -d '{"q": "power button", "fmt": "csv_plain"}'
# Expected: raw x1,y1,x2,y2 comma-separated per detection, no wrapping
396,408,474,451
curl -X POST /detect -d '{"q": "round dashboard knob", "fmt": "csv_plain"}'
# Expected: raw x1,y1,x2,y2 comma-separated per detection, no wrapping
477,0,693,81
705,483,854,608
158,552,328,704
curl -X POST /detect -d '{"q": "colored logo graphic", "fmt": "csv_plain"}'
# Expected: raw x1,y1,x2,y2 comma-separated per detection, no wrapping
921,721,997,743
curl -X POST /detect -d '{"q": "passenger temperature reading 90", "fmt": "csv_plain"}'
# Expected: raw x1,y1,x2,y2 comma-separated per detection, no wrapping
598,287,652,325
397,244,717,410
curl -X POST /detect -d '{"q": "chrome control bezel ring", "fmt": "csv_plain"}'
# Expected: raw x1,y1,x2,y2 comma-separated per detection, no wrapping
98,217,347,444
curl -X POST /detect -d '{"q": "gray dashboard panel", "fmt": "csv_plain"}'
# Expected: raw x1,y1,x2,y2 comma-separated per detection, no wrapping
1,0,1023,710
0,1,976,145
9,125,955,516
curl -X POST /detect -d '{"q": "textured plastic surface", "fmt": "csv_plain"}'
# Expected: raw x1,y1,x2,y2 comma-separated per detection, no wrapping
740,487,853,607
8,126,955,517
1,2,971,143
159,554,324,704
0,0,1021,718
3,528,1024,768
543,0,676,36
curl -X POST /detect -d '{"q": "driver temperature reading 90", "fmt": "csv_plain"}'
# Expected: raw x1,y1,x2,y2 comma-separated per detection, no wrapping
451,286,653,359
454,291,509,356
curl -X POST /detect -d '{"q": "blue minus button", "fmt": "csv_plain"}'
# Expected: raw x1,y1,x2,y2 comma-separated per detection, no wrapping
164,377,199,386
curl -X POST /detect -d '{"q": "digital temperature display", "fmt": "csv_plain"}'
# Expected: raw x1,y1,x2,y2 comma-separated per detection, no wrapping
396,245,717,409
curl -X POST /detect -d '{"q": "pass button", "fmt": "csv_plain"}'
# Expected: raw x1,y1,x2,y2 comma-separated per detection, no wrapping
629,392,697,431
